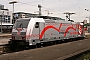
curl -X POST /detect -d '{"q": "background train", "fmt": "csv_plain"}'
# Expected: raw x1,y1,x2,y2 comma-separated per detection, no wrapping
9,17,85,47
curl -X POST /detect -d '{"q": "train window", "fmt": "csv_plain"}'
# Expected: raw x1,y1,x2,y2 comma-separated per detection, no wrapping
14,19,30,28
35,22,39,28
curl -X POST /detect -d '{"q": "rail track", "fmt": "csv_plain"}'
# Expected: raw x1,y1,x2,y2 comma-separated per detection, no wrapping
0,35,89,60
0,35,88,55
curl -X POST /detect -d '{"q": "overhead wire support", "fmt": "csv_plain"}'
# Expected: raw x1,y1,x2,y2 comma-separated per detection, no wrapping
19,2,37,7
18,1,61,13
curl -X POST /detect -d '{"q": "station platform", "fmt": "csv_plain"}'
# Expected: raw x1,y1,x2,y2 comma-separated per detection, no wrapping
0,34,11,45
0,38,10,45
85,33,90,35
0,34,11,38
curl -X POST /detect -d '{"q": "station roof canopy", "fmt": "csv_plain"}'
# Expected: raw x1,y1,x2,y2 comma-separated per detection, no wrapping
0,23,13,26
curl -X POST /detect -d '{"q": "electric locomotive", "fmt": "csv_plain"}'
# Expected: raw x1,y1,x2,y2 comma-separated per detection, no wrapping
9,17,85,46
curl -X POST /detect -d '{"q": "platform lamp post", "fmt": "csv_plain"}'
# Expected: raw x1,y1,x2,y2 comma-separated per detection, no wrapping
0,11,4,34
9,1,17,24
38,4,42,16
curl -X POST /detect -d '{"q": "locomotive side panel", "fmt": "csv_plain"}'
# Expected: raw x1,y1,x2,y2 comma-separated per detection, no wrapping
44,22,59,41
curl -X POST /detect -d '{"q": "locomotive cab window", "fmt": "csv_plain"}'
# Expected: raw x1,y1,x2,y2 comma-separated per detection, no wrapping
35,22,39,28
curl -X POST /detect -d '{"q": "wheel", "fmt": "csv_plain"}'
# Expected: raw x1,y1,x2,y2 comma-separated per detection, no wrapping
36,43,41,48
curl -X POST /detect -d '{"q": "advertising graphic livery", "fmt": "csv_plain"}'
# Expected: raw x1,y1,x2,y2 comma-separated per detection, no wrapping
9,18,85,46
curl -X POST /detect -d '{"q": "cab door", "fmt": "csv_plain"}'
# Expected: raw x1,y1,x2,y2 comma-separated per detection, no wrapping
39,22,45,40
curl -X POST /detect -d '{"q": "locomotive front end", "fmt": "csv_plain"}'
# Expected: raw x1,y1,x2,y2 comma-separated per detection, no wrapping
9,18,30,46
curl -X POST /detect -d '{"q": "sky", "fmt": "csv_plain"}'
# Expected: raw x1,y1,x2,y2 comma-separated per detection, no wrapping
1,0,90,22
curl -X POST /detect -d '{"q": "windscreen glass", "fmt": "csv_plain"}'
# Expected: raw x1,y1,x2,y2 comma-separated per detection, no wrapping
14,19,30,28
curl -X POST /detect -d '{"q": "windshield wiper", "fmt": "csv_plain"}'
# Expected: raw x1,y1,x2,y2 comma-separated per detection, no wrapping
20,23,23,28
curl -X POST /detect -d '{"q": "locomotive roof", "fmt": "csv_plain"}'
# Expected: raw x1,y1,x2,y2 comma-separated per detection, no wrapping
44,19,74,24
37,16,65,20
16,18,31,21
16,18,77,24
